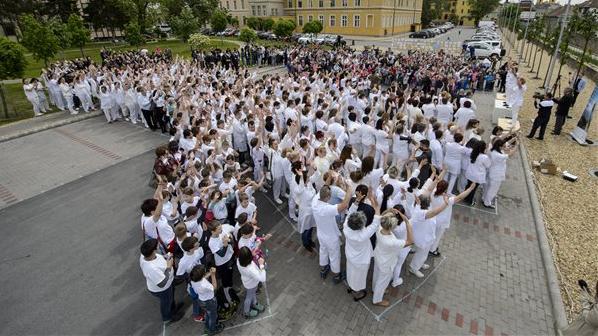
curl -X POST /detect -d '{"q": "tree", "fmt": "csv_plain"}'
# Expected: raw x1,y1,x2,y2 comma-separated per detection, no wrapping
469,0,500,26
573,9,598,82
84,0,135,37
263,18,274,31
132,0,155,33
125,21,144,46
211,9,228,41
67,14,91,57
49,18,71,59
246,17,263,30
20,14,59,67
188,33,210,50
239,27,257,43
170,4,199,41
421,0,434,27
0,37,27,118
273,19,296,38
188,0,220,27
230,17,239,27
38,0,78,22
302,20,322,35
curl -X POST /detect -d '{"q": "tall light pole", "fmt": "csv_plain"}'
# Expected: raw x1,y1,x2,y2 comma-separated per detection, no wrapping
391,0,397,36
519,6,531,63
510,3,519,52
544,0,571,92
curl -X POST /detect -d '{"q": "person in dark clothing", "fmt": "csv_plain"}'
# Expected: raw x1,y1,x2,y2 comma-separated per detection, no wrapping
416,139,433,186
551,88,575,135
527,93,554,140
348,185,376,249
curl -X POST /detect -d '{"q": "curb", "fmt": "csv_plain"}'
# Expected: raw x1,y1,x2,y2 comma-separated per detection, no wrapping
518,142,568,333
0,111,102,143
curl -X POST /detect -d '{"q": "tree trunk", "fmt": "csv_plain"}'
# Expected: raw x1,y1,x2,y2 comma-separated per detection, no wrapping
80,46,85,58
535,45,544,79
530,43,538,73
0,83,9,119
573,37,589,85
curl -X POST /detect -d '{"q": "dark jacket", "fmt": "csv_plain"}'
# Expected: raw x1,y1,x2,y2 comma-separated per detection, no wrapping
553,94,574,116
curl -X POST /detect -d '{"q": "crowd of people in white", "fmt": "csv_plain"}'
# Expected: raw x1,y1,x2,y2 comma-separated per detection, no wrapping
26,45,523,334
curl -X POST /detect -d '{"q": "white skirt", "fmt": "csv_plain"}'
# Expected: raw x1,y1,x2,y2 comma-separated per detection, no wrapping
347,259,370,291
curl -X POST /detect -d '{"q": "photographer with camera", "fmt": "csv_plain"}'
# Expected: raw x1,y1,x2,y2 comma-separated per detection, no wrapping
551,87,575,136
527,92,554,140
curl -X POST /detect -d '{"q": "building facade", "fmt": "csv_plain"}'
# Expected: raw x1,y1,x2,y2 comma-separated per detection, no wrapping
285,0,422,36
438,0,475,26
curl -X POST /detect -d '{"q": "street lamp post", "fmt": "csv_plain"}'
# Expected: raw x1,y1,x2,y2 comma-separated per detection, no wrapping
519,8,531,63
544,0,572,92
392,0,397,36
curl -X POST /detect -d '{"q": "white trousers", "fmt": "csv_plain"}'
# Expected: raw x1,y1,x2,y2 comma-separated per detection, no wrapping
272,176,286,200
511,104,521,125
288,194,297,220
458,169,468,193
409,242,433,271
28,98,43,115
482,178,502,206
430,226,447,252
318,238,341,273
78,93,92,112
445,172,459,194
374,149,388,169
347,259,370,291
392,247,411,287
52,90,65,110
64,95,76,113
126,103,140,122
372,263,393,303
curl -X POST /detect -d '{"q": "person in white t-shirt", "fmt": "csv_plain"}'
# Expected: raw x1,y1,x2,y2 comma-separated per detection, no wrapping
311,183,352,283
237,247,267,318
189,265,223,334
139,239,183,323
207,220,236,305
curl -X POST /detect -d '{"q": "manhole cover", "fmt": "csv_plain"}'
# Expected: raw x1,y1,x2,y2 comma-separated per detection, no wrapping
590,168,598,178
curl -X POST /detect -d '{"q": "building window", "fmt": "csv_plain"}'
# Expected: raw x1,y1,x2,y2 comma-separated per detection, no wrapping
342,0,347,6
257,5,261,15
288,0,293,7
263,5,266,14
367,14,373,27
299,16,304,25
226,1,230,8
319,15,324,25
241,0,244,9
341,15,347,26
309,0,313,6
298,0,302,7
354,15,360,27
319,0,324,6
308,15,313,22
461,8,463,13
252,5,256,15
330,15,336,26
330,0,335,7
355,0,361,5
233,0,237,9
271,8,275,15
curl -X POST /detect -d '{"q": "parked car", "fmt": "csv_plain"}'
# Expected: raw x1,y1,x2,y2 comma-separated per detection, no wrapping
298,33,316,44
201,27,214,35
154,23,171,33
467,41,502,58
409,31,429,38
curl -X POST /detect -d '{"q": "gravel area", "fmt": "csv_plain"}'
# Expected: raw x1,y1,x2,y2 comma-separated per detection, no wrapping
511,44,598,321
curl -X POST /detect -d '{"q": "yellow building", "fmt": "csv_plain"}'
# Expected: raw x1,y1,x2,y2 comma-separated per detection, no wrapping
285,0,423,36
438,0,475,26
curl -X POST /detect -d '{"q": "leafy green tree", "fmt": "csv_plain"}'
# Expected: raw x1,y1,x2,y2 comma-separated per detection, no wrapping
170,4,199,41
469,0,500,26
38,0,78,22
131,0,155,33
125,21,145,46
246,17,263,30
0,37,27,118
188,33,210,50
49,18,72,58
263,18,274,31
273,19,296,38
230,17,239,27
239,27,257,43
67,14,91,57
302,20,322,35
211,9,228,41
84,0,135,37
20,14,59,67
188,0,220,27
573,9,598,81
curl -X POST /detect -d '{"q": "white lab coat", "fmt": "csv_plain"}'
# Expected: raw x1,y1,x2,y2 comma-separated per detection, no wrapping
343,213,381,291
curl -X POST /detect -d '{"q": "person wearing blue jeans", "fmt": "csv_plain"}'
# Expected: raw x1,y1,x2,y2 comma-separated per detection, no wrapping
190,265,223,335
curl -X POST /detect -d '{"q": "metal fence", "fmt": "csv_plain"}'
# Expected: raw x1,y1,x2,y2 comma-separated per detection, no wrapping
390,39,463,54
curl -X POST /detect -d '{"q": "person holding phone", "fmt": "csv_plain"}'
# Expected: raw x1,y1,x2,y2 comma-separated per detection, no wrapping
190,265,224,334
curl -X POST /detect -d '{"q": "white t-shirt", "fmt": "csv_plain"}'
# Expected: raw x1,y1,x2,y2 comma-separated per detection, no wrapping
190,278,215,301
139,254,173,293
235,202,257,219
237,260,266,289
208,224,235,266
311,199,340,242
176,249,204,276
141,215,175,244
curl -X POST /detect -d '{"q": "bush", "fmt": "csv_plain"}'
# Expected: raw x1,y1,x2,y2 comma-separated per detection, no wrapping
239,27,257,43
188,33,211,50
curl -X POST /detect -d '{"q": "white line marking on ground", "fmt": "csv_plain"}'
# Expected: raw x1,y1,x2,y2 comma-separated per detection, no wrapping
222,313,277,331
455,202,498,215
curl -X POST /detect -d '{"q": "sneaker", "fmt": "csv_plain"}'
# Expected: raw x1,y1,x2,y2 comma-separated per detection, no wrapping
244,309,259,318
429,250,441,257
193,313,205,322
409,268,424,278
421,264,430,270
320,265,330,279
332,272,345,284
483,203,496,209
252,303,265,313
274,198,283,205
392,277,404,287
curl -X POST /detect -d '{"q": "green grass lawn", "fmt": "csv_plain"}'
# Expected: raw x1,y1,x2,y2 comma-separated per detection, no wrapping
0,83,58,125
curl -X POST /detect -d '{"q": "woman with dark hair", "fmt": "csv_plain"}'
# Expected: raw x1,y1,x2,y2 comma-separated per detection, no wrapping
377,184,395,213
360,156,384,191
482,137,518,209
463,140,491,206
237,246,267,318
443,133,470,194
458,138,479,193
339,144,362,176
